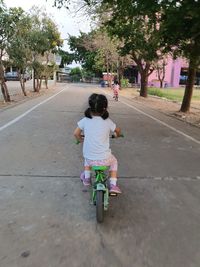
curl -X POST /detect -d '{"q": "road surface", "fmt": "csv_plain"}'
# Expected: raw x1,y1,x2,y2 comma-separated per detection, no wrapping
0,83,200,267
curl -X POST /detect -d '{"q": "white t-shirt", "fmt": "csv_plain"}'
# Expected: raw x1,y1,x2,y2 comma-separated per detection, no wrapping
78,116,116,160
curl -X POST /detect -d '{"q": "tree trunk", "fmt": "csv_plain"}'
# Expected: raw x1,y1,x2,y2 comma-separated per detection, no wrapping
180,61,196,113
140,71,148,97
0,61,11,102
20,80,27,96
45,77,48,89
39,78,42,89
33,69,39,92
118,66,123,88
33,78,36,91
19,73,27,96
106,54,110,87
1,83,7,101
33,69,36,92
1,81,11,102
157,63,166,89
36,78,40,92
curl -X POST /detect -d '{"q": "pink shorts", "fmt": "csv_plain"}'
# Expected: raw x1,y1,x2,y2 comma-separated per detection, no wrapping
84,154,118,171
113,89,119,95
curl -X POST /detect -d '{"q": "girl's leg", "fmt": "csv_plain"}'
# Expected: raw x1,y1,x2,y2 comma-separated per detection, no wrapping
82,156,121,193
109,155,121,193
84,165,91,180
80,160,91,186
110,170,117,178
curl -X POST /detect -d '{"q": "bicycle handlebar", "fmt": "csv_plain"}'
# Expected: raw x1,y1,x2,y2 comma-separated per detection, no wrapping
111,133,124,138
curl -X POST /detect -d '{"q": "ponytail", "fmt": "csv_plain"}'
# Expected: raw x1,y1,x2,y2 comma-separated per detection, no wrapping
84,107,92,119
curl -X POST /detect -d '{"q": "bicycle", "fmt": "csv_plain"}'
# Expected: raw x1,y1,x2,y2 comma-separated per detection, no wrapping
93,165,118,223
76,134,123,223
113,93,118,101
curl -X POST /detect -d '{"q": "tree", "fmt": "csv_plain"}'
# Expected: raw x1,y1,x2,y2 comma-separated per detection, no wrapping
86,30,119,86
70,67,82,82
28,7,63,91
155,59,167,88
68,32,102,76
92,30,134,86
7,8,32,96
53,0,200,111
0,5,22,101
58,48,74,67
101,1,167,97
54,0,165,96
161,0,200,112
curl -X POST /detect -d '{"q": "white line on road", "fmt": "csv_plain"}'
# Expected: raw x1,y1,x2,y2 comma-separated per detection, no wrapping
105,92,200,145
0,88,66,132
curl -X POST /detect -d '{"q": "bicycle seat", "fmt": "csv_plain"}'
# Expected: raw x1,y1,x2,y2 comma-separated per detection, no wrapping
91,166,109,171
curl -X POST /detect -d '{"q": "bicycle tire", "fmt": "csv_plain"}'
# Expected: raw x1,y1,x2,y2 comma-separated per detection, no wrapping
96,190,104,223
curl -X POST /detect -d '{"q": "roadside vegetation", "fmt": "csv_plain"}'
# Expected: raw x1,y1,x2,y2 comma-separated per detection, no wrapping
0,1,62,102
148,88,200,102
1,0,200,115
53,0,200,113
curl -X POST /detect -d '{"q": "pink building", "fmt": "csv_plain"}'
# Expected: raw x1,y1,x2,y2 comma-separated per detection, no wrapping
148,57,189,88
102,57,200,87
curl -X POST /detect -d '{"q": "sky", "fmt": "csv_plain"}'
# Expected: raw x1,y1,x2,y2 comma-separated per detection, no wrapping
4,0,91,52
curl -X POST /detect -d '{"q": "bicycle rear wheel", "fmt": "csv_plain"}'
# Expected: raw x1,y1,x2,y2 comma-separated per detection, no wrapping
96,191,104,223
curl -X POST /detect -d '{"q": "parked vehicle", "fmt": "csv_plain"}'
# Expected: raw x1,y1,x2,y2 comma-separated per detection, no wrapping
4,72,18,81
4,71,31,81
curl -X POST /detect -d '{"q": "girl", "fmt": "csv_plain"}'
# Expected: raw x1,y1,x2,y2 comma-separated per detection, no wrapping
74,93,122,194
112,81,120,101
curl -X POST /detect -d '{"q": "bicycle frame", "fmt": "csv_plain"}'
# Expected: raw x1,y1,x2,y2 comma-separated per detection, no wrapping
92,166,109,211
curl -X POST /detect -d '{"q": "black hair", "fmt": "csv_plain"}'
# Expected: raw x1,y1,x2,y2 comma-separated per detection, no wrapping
84,93,109,120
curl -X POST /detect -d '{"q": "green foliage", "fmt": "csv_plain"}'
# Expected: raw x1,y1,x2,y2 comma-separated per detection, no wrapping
58,49,74,67
68,32,103,76
161,0,200,67
104,1,163,63
0,7,24,54
28,7,62,56
70,67,82,82
52,0,200,110
82,69,95,80
148,88,165,98
0,4,62,76
147,88,200,102
87,0,167,97
7,9,32,74
70,67,82,76
121,78,129,88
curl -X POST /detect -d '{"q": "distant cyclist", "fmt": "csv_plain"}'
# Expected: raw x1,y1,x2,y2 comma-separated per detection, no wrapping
74,93,122,194
112,80,120,101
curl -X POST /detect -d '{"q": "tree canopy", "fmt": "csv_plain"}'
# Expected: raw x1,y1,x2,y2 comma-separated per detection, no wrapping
0,3,63,100
53,0,200,111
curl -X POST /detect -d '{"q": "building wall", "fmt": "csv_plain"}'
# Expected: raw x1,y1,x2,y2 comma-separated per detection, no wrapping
102,57,189,88
148,57,188,88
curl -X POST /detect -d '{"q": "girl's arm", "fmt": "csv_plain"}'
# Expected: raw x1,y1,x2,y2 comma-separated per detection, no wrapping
74,127,83,142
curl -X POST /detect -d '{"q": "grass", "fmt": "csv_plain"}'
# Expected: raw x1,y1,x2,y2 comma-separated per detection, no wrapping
148,87,200,102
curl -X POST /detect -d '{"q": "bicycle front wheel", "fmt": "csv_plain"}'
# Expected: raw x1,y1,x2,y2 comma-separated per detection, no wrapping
96,191,104,223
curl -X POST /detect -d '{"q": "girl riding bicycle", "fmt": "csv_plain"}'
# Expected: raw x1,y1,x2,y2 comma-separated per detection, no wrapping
112,80,120,101
74,93,122,194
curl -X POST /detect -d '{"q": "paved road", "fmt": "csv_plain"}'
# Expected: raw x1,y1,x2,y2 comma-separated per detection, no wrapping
0,83,200,267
